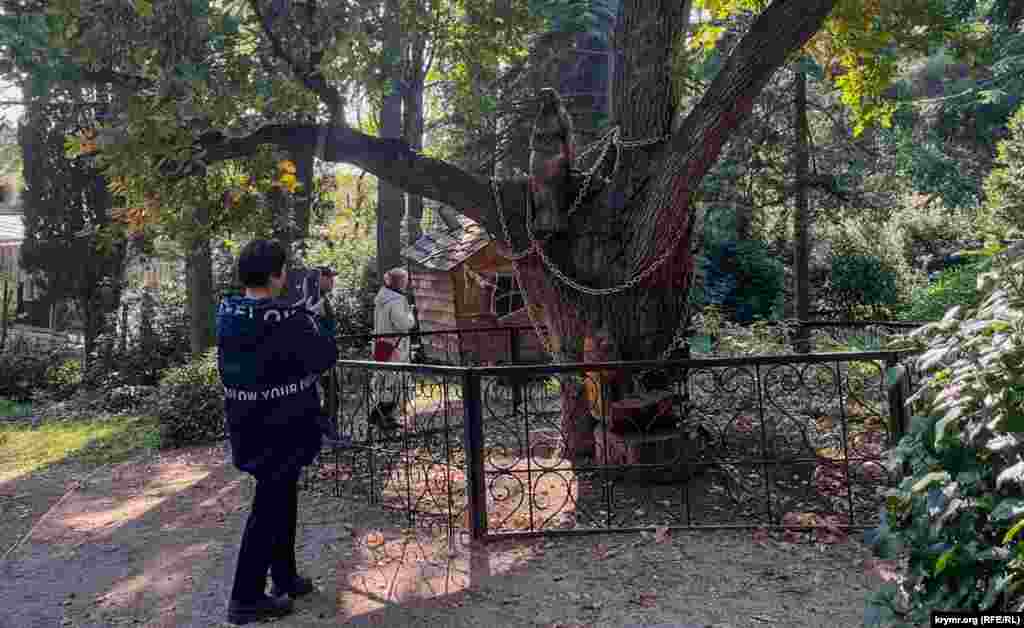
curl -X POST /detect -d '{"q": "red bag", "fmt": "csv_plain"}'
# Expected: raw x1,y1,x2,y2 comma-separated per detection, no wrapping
373,339,396,361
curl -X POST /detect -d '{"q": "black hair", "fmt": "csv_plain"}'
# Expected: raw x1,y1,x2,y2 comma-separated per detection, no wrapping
237,239,287,288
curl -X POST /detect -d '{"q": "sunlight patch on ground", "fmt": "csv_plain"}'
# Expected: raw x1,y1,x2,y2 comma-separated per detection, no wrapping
336,529,542,620
95,541,214,609
36,463,209,542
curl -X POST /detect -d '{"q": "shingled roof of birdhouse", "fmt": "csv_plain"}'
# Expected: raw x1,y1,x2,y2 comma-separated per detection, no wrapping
401,212,491,271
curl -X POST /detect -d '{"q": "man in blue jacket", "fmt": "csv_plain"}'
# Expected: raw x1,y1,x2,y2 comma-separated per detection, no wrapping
217,239,338,625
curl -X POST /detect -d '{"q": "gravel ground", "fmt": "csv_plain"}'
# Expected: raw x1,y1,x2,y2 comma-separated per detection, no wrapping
0,442,888,628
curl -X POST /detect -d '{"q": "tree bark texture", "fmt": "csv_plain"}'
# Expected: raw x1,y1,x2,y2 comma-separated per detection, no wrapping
403,12,428,248
187,204,215,356
377,0,405,281
793,70,811,352
290,135,315,260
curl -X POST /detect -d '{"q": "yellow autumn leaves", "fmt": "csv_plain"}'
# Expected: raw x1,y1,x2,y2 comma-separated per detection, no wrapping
105,159,302,234
274,159,300,193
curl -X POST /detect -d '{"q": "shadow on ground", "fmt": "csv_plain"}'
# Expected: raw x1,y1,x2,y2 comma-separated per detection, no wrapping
0,440,881,628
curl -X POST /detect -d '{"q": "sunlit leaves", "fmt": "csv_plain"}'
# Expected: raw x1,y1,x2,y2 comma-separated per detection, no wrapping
691,0,975,135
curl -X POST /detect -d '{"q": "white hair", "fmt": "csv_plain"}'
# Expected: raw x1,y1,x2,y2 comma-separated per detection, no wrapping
384,267,408,287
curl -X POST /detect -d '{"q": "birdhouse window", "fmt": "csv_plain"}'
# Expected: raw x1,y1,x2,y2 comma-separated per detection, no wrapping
494,273,524,317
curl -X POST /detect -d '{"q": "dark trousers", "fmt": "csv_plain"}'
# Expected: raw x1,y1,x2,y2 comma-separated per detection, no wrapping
230,470,301,602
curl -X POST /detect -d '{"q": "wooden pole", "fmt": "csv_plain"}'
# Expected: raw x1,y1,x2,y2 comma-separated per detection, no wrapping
1,279,9,353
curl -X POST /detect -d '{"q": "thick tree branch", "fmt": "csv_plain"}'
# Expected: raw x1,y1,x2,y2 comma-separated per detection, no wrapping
77,69,154,93
194,123,496,224
638,0,839,264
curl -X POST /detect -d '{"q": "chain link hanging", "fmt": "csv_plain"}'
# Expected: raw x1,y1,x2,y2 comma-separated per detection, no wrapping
490,126,697,362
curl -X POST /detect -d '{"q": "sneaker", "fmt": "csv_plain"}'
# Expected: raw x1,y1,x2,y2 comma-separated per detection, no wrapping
270,575,317,598
227,594,293,625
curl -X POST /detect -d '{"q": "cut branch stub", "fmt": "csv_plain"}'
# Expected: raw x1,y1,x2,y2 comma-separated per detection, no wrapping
529,88,575,235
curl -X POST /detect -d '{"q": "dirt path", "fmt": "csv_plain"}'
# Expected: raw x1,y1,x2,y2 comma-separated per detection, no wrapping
0,443,887,628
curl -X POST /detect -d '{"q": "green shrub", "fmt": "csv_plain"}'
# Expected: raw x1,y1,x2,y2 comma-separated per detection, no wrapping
152,348,225,448
83,287,192,390
0,341,70,402
699,240,784,323
899,258,991,322
44,358,83,400
865,248,1024,624
825,252,900,317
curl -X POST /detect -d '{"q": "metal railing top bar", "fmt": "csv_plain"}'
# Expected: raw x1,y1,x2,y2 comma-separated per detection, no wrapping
463,350,916,375
337,324,539,343
333,359,473,374
336,319,931,344
336,349,916,376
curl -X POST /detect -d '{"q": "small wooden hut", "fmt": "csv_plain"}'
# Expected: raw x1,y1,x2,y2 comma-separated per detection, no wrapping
401,213,546,364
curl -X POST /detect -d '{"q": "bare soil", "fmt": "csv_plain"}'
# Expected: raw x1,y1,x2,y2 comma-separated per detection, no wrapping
0,442,892,628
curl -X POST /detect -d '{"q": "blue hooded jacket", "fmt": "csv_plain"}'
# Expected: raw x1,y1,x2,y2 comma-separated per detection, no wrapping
216,295,338,479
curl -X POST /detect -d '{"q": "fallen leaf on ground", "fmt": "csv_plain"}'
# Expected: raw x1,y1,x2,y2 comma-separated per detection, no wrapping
864,558,901,582
751,527,770,544
654,526,670,543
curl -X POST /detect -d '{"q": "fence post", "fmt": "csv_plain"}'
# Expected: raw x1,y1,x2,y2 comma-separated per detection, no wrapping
509,327,523,410
885,355,909,446
1,279,8,353
462,369,488,540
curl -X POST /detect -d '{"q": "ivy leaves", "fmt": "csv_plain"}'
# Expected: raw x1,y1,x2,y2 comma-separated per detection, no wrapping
865,249,1024,624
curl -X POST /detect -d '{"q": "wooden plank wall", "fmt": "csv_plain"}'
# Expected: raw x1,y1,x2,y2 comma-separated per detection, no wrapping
409,269,459,361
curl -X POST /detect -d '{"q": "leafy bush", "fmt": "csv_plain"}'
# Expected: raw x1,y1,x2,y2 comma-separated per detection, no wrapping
692,306,797,356
699,239,784,323
865,248,1024,625
44,358,83,400
899,257,991,322
825,252,900,317
152,348,225,448
981,104,1024,238
0,341,72,402
83,286,192,390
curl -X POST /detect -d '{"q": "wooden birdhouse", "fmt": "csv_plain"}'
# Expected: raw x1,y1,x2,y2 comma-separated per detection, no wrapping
400,212,546,364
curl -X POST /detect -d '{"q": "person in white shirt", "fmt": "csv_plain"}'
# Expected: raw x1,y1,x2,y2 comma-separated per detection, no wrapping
368,267,416,431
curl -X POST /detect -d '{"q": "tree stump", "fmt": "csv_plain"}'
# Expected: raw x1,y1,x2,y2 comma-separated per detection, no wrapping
594,391,697,483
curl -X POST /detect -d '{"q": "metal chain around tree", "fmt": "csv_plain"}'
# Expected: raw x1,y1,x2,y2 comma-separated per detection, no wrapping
490,127,694,362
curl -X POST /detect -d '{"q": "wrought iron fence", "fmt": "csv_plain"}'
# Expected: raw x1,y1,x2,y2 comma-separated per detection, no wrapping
337,325,549,365
337,319,930,367
308,349,920,542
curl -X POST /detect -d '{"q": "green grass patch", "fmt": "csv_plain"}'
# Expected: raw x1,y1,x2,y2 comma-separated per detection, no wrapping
0,413,161,483
0,398,33,418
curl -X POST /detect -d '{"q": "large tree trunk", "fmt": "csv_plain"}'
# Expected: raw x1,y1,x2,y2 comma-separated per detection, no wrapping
792,70,811,351
377,0,405,281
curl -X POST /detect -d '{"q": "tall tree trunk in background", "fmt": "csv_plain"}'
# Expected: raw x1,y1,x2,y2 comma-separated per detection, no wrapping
290,136,316,262
377,0,405,280
403,6,427,247
269,186,292,254
735,196,753,241
792,70,811,351
187,203,215,356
